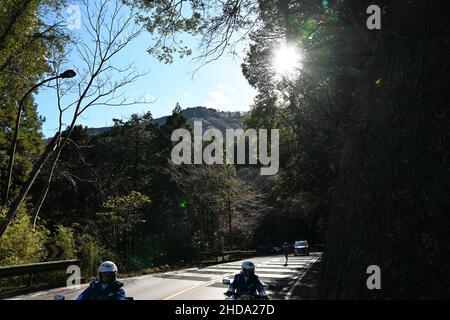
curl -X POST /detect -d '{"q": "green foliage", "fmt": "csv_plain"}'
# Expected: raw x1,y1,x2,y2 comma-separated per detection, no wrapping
0,207,48,266
52,225,76,260
95,191,150,270
35,107,266,270
0,0,68,202
96,191,150,242
241,0,351,240
122,234,165,270
125,0,259,63
77,234,106,279
123,0,204,63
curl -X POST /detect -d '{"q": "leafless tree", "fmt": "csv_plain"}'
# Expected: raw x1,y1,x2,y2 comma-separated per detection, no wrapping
167,161,270,250
194,0,261,70
0,0,150,238
124,0,261,71
30,0,153,228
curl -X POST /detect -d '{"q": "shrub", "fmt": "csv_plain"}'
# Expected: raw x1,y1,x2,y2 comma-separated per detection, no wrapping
0,207,49,266
53,225,76,260
77,234,108,279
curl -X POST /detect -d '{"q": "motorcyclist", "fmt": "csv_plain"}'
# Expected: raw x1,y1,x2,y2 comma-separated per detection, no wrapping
76,261,127,300
225,260,268,300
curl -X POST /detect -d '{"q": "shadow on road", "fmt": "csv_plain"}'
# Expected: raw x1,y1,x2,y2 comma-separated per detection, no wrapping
288,256,322,300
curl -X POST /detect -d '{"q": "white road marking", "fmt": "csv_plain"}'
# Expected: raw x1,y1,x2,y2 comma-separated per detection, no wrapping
285,253,321,300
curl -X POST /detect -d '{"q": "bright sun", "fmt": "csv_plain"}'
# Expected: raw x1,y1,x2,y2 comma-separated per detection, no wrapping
272,44,303,77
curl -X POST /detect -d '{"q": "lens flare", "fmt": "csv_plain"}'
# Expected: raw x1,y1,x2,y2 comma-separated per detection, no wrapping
271,44,303,78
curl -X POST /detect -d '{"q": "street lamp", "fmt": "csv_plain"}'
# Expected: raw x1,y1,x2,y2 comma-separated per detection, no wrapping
59,70,77,79
3,70,76,205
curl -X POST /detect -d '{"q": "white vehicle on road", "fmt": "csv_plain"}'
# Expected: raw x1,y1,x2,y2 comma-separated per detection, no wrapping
294,240,309,256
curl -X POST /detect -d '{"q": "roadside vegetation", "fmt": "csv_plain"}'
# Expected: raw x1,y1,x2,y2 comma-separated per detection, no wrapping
1,0,448,299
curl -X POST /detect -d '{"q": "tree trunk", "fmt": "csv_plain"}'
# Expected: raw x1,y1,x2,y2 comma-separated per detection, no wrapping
0,133,59,239
32,147,63,229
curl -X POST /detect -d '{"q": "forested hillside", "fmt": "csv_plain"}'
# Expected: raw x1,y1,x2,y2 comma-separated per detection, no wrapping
88,106,246,136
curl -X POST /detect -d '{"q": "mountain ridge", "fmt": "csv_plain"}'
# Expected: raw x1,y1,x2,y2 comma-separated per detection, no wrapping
88,106,247,135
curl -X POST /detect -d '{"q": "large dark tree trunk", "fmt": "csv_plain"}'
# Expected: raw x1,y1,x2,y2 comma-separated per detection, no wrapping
320,1,450,299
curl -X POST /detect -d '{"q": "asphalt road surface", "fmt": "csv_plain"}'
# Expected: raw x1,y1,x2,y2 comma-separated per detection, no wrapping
8,253,321,300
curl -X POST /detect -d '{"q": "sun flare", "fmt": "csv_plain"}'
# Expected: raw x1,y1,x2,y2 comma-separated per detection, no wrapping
272,44,303,77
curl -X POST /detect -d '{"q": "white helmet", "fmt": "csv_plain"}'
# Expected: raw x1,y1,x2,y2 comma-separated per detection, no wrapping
242,260,255,271
98,261,118,273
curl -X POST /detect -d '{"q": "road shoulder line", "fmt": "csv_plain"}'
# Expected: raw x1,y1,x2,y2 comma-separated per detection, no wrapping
285,253,322,300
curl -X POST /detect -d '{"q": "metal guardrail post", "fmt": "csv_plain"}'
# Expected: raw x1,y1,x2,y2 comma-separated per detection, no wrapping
28,273,33,287
196,250,257,264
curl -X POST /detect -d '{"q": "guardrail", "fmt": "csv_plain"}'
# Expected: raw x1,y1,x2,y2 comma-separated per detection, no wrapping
197,250,257,264
0,259,81,299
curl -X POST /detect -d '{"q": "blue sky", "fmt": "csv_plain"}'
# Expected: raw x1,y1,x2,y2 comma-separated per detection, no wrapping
35,7,257,138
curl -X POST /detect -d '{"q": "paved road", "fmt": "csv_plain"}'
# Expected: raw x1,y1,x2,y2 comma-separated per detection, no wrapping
8,253,321,300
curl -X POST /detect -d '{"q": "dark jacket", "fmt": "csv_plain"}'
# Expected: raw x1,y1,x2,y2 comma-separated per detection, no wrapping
76,280,127,300
227,272,266,297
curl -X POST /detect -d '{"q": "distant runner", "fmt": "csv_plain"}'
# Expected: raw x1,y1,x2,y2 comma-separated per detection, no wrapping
282,242,290,266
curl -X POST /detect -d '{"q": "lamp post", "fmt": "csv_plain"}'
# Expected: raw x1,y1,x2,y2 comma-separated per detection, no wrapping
3,70,76,205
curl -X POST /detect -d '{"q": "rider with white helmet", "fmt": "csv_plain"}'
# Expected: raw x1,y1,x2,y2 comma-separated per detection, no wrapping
225,260,268,299
76,261,127,300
